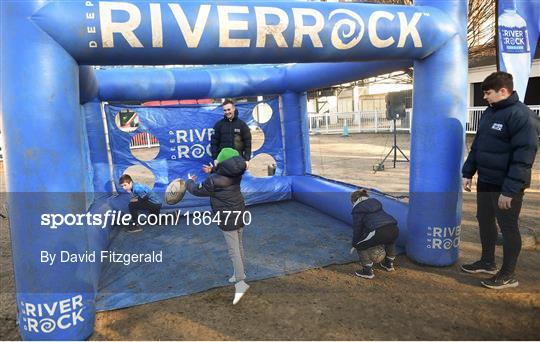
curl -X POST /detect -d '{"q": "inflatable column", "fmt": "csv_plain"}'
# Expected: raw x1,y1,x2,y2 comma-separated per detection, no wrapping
407,0,468,265
281,92,311,175
83,101,113,198
80,66,112,197
1,2,96,340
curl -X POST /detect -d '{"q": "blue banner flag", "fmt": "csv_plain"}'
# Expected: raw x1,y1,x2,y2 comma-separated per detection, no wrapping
497,0,540,99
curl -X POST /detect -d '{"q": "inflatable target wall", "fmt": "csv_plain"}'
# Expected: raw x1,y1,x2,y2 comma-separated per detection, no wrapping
1,0,467,339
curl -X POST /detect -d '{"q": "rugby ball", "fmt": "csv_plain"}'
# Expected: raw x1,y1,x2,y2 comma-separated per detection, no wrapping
165,178,186,205
366,245,386,264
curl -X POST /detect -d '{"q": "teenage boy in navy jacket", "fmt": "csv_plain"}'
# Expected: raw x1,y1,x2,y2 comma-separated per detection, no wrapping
461,72,538,289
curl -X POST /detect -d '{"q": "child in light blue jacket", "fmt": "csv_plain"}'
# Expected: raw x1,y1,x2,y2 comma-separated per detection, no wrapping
119,174,162,233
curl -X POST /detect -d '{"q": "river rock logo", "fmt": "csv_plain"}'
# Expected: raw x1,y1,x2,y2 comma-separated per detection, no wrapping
190,144,207,158
90,2,424,50
172,128,213,159
38,318,57,333
426,225,461,250
19,295,85,334
329,9,364,50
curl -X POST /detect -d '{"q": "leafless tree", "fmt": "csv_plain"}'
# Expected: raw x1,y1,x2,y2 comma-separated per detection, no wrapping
343,0,497,61
467,0,496,61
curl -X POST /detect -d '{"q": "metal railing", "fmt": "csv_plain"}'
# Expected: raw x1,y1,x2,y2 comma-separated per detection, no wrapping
129,132,160,149
309,106,540,135
309,110,392,134
1,106,538,161
309,110,409,134
466,107,485,133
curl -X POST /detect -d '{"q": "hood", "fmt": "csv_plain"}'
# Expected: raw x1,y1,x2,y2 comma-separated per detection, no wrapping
215,156,246,178
353,198,382,213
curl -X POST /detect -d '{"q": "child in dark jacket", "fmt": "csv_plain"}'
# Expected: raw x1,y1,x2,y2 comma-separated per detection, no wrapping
351,189,399,279
186,148,249,305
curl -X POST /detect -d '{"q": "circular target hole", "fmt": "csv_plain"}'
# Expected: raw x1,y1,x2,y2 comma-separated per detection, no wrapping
250,126,265,152
122,165,155,189
115,109,140,132
130,132,160,161
252,103,273,124
248,153,277,178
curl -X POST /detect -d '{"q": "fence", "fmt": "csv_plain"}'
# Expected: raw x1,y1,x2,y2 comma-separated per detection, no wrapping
129,132,160,149
308,106,540,135
308,109,411,134
1,106,538,160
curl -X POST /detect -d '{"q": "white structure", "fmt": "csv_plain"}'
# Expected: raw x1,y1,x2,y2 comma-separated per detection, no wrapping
469,58,540,106
307,58,540,135
307,59,540,135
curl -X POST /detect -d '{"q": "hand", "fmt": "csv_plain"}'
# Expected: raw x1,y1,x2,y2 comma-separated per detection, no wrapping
498,194,512,210
129,197,138,203
463,178,472,192
202,164,213,174
188,173,197,181
245,160,250,170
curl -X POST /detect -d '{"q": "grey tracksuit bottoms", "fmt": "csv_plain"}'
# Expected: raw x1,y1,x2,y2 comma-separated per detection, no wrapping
222,228,246,281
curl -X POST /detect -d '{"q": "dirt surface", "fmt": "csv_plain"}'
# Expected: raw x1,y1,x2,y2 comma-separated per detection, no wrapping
1,133,539,340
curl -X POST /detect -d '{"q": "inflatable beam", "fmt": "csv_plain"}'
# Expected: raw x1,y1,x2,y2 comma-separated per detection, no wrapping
292,175,408,249
95,61,412,101
32,1,456,65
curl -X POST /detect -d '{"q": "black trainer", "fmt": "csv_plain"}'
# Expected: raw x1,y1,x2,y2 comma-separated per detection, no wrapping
481,273,519,289
380,257,395,272
461,260,498,275
126,223,143,233
355,266,374,279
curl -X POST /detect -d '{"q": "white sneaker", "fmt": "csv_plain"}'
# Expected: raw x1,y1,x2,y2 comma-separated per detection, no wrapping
233,280,250,305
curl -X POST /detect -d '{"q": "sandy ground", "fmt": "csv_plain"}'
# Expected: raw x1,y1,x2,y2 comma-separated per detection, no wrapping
1,133,539,340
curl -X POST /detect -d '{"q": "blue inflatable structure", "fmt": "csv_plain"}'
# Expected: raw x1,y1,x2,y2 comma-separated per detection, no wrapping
1,0,467,339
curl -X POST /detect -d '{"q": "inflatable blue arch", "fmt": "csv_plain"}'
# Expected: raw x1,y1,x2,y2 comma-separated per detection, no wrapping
1,0,467,339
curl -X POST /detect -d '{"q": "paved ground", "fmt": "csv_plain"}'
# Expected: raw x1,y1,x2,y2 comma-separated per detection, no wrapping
310,132,413,194
0,133,539,340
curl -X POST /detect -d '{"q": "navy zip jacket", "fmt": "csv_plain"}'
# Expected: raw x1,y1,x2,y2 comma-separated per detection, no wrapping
352,198,398,247
462,92,538,197
211,109,252,161
186,156,247,231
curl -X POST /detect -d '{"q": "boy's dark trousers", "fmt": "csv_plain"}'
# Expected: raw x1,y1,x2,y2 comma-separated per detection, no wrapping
356,224,398,265
129,198,162,224
476,181,524,276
